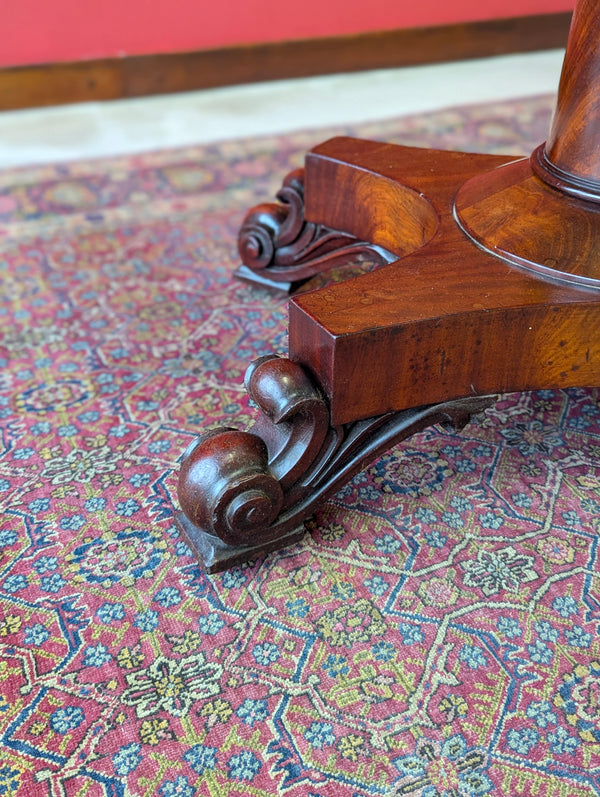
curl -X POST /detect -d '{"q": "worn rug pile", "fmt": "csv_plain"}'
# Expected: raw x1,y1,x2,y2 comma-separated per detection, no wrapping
2,95,600,796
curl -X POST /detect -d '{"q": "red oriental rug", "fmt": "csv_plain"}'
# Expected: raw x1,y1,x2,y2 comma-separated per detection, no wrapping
1,95,600,797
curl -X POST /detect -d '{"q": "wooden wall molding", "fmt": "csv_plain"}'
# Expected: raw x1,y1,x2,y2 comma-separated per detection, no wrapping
0,12,572,111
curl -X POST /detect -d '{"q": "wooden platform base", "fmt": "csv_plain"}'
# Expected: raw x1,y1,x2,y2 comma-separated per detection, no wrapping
290,139,600,425
175,0,600,570
176,136,600,569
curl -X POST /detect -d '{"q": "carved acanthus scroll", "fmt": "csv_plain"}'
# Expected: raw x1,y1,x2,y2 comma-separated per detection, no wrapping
176,356,494,572
236,169,394,291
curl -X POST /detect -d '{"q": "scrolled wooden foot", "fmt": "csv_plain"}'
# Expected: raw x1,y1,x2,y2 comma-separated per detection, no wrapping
176,355,495,572
235,168,394,292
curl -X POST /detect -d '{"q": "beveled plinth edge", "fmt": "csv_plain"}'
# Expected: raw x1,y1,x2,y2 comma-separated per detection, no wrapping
175,510,306,574
454,156,600,290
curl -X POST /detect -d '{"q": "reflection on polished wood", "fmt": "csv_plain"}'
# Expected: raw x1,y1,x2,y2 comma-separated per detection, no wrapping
176,0,600,572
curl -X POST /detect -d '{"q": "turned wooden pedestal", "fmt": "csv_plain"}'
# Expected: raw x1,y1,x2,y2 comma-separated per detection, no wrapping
176,0,600,572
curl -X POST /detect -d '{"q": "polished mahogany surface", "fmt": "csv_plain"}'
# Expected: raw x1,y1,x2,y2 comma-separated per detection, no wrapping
176,0,600,570
291,139,599,426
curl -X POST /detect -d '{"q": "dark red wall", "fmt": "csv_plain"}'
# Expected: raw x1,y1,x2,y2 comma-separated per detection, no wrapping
3,0,574,68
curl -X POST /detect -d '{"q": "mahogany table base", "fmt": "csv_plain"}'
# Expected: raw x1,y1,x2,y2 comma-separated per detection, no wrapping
176,137,600,572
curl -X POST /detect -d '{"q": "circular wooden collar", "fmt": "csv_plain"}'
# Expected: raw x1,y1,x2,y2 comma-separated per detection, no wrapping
531,144,600,204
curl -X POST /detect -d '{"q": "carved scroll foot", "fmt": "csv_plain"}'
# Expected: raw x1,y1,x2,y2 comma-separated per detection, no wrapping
176,355,494,572
174,511,306,573
235,169,394,292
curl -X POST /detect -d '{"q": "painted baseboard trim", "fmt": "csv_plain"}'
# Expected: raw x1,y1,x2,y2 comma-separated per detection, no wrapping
0,13,571,111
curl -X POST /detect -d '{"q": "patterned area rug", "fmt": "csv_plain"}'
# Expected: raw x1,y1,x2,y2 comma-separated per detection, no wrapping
2,95,600,797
